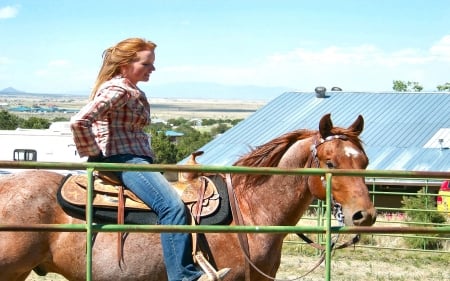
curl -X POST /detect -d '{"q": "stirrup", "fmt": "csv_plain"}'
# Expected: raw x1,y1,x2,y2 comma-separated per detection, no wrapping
198,268,231,281
195,251,230,281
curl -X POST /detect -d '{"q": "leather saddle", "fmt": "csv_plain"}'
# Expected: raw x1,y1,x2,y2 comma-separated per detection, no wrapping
57,151,232,225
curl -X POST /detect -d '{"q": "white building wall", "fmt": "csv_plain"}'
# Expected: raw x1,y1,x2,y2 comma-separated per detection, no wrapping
0,122,86,174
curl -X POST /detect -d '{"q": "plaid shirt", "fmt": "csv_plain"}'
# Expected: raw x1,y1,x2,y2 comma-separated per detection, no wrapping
70,77,155,159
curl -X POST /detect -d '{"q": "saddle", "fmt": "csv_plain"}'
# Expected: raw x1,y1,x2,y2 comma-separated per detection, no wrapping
57,151,231,225
60,173,220,220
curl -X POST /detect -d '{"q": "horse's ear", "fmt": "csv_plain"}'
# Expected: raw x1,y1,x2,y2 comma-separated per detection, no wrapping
348,115,364,136
319,113,333,138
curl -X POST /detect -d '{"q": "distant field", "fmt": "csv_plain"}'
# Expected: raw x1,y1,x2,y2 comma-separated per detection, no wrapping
0,94,266,120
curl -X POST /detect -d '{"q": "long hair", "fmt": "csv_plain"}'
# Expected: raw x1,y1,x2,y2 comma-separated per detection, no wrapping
89,38,157,100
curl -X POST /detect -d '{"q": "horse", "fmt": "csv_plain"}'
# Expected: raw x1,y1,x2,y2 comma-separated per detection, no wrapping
0,113,376,281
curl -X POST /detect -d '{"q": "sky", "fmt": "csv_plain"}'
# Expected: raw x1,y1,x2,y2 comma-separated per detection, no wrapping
1,0,450,99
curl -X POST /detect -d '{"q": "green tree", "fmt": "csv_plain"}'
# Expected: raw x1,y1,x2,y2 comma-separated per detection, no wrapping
52,117,70,122
175,125,212,161
393,80,423,92
167,117,190,126
407,81,423,92
402,188,447,250
436,82,450,91
211,123,231,136
149,128,178,164
0,110,21,129
147,118,234,163
231,119,243,126
0,111,52,130
393,80,408,92
20,117,50,129
201,118,216,126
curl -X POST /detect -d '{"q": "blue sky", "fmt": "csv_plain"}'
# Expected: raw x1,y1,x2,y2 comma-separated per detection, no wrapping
1,1,450,99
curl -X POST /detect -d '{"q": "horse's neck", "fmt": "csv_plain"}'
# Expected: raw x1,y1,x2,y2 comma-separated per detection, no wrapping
238,139,315,226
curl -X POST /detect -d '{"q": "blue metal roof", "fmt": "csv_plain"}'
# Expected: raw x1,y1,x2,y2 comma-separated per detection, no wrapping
180,91,450,172
165,130,184,137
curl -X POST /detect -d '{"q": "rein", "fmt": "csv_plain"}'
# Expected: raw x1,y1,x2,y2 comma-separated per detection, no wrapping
225,134,360,281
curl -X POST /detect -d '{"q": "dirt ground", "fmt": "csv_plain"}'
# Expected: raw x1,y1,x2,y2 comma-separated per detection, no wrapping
25,247,449,281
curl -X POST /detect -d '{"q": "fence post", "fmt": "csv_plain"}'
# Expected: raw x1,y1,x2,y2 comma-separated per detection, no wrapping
325,173,333,280
86,168,94,281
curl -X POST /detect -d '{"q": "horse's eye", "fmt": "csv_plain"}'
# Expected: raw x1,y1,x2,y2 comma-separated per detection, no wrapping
325,161,334,169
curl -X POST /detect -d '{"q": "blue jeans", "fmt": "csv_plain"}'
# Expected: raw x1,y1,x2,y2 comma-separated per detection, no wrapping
105,154,203,281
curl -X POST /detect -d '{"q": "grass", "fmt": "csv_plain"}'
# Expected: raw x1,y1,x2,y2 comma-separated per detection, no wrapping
278,237,449,281
277,213,449,280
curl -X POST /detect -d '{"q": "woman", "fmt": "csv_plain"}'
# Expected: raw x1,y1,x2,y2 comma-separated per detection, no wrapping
70,38,229,281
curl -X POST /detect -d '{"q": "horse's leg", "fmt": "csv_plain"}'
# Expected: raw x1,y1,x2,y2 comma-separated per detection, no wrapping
0,270,31,281
0,171,63,280
0,232,48,281
11,271,31,281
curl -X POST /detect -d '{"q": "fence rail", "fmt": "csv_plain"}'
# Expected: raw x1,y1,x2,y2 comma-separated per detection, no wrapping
0,160,449,281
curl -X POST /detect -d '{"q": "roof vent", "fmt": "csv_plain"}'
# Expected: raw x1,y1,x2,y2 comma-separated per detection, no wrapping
315,86,327,98
331,86,342,91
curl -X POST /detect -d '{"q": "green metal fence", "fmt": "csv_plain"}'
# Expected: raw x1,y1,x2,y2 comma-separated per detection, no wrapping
0,160,449,281
288,177,450,256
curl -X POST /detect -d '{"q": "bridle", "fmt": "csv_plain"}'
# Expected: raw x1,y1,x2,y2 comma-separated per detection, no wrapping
225,134,361,281
309,134,350,223
300,134,361,269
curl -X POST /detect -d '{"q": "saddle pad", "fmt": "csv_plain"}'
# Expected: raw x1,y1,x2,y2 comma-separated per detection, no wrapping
57,174,232,225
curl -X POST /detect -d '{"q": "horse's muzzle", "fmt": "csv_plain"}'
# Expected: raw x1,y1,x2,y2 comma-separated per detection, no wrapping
352,208,377,226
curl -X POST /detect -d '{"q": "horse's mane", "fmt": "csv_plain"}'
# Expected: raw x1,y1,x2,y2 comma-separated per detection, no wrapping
233,126,365,189
234,129,314,168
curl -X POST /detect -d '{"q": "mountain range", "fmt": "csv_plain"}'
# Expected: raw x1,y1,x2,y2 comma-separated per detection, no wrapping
0,87,25,94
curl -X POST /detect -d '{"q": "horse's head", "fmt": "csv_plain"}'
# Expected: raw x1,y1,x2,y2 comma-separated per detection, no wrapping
309,113,376,226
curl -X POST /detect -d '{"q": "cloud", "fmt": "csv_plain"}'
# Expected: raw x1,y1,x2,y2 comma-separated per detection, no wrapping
49,59,70,67
35,60,71,77
0,57,11,65
430,35,450,61
0,5,19,19
30,59,95,93
154,34,450,91
268,45,382,65
266,44,433,67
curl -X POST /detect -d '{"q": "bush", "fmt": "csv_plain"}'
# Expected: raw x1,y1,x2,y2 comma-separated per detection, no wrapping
401,188,447,250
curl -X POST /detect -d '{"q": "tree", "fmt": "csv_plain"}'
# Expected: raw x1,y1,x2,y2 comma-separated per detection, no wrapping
0,110,21,129
393,80,407,92
436,82,450,91
393,80,423,92
20,117,50,129
149,128,178,164
0,111,52,130
167,117,190,126
211,123,231,136
52,117,70,122
402,188,446,250
407,81,423,92
175,125,212,161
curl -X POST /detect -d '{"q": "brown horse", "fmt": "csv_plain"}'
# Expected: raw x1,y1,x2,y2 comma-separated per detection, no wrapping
0,114,376,281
